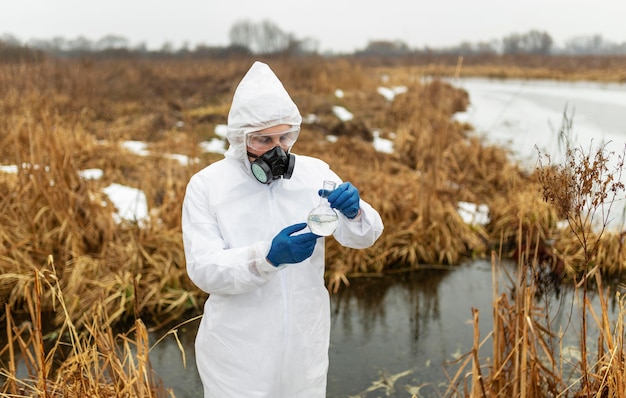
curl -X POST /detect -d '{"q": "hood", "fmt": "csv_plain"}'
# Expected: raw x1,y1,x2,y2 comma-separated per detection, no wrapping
225,61,302,161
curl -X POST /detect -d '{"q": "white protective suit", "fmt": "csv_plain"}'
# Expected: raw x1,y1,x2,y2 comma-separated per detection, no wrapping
182,61,384,398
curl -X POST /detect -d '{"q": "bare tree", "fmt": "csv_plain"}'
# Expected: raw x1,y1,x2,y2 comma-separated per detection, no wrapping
502,33,522,54
563,34,621,55
228,19,295,54
67,36,94,52
1,33,21,46
524,30,553,54
256,20,290,54
361,40,410,56
95,35,130,51
286,37,319,55
502,30,552,55
475,40,499,54
229,19,256,51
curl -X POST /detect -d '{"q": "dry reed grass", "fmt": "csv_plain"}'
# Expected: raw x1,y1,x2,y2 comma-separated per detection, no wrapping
444,110,626,397
371,54,626,83
2,54,626,395
445,250,626,397
1,257,174,397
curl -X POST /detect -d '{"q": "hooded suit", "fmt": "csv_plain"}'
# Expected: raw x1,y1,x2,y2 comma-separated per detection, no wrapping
182,61,384,397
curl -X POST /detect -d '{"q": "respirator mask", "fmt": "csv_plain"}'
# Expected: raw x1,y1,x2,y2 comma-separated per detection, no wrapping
246,127,299,184
248,146,295,184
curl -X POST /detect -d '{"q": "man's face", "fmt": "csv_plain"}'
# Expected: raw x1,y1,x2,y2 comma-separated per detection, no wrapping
246,124,299,158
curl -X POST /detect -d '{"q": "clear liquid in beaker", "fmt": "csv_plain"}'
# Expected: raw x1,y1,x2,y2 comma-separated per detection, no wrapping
307,180,339,236
307,212,339,236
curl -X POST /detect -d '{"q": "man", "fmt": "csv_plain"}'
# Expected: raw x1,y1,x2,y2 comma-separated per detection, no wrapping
182,61,383,397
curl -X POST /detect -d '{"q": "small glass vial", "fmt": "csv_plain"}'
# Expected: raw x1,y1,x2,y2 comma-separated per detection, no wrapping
307,180,339,236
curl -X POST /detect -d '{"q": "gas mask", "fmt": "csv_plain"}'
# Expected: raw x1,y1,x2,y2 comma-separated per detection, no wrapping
248,146,295,184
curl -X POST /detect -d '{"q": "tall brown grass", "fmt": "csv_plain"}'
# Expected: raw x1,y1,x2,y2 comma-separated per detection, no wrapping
2,55,626,395
1,257,176,397
445,112,626,397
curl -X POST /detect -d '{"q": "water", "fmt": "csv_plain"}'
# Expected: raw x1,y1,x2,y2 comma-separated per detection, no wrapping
452,77,626,167
148,260,501,397
2,260,621,397
308,180,339,236
453,77,626,229
308,213,339,236
145,260,623,397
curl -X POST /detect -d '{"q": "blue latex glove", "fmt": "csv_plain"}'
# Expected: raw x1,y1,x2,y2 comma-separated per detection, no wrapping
267,223,320,267
325,182,360,219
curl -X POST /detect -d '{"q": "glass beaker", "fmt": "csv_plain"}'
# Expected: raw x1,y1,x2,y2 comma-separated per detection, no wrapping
307,180,339,236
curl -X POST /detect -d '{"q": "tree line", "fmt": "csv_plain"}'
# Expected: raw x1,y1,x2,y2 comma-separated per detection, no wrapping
2,19,626,60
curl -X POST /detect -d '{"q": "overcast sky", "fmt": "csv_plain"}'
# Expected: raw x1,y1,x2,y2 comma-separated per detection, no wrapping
2,0,625,53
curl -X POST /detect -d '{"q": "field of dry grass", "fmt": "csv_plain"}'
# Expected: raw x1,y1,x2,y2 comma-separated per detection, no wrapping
1,54,626,396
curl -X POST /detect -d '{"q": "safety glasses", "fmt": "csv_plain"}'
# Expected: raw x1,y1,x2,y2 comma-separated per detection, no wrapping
246,127,300,152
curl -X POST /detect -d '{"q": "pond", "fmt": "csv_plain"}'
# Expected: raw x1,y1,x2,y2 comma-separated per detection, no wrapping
149,260,502,397
148,258,622,398
452,77,626,167
2,259,618,397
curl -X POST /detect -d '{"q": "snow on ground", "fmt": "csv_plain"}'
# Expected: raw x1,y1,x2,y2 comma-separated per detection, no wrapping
372,130,394,154
121,140,150,156
332,105,353,122
0,165,18,174
102,183,149,226
377,85,407,102
78,168,103,180
457,201,490,226
199,138,227,155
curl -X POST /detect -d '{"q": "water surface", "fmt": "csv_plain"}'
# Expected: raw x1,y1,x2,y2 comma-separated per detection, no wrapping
150,261,500,397
149,259,622,397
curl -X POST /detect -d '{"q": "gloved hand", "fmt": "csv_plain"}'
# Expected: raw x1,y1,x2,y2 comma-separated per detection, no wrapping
267,223,320,267
325,182,360,219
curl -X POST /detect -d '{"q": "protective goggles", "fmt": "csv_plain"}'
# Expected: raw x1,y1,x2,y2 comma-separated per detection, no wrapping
245,127,300,152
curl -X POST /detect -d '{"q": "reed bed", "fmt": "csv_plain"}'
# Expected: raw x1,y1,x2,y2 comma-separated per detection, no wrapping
2,54,626,396
445,115,626,397
1,258,173,397
371,53,626,83
445,248,626,397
